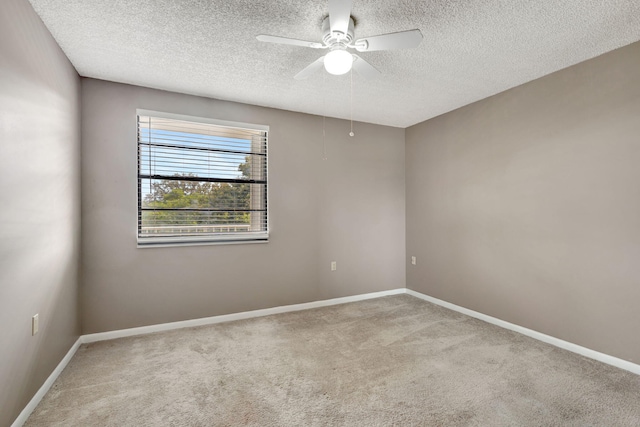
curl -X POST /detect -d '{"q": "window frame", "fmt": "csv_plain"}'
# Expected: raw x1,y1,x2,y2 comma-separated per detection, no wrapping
136,109,269,248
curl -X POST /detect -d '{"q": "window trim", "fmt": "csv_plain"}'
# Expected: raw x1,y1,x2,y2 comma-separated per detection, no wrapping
136,109,269,248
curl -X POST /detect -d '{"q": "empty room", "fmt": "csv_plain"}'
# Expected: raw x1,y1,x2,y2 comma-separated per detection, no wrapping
1,0,640,425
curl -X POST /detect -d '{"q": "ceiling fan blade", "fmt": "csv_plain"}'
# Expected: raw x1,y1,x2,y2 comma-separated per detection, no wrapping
328,0,353,36
352,55,381,79
354,29,423,52
294,56,326,80
256,35,323,49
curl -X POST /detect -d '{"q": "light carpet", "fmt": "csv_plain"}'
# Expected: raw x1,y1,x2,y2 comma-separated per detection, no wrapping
25,295,640,426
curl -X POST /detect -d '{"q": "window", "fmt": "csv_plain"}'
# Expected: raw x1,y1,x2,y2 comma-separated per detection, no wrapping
137,110,268,246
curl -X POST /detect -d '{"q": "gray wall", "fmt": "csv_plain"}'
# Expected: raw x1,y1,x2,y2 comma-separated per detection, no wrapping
81,79,405,333
406,42,640,363
0,0,81,425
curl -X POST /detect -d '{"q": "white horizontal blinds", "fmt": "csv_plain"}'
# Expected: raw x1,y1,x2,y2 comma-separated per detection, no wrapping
137,114,268,244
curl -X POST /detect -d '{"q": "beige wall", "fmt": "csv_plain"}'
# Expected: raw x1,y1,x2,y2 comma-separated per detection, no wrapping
5,3,637,421
406,42,640,363
0,0,81,425
81,79,405,334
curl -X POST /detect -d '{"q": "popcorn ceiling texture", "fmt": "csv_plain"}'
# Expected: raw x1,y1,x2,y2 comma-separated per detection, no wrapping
27,0,640,127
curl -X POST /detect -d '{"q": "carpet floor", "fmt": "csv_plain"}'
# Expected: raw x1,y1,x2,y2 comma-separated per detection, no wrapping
25,294,640,426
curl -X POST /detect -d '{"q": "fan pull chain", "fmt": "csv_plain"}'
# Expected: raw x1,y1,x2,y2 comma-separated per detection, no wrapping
322,116,328,160
322,70,328,160
349,68,354,137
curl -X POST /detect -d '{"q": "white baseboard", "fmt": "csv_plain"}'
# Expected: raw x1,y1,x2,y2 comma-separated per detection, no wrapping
82,288,406,343
13,287,640,426
405,288,640,376
11,337,82,427
12,289,404,426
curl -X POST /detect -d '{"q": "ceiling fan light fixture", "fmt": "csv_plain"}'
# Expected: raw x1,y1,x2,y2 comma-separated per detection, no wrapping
257,0,423,80
324,49,353,75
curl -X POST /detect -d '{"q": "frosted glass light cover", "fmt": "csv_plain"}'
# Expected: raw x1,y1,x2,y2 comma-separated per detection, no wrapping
324,49,353,75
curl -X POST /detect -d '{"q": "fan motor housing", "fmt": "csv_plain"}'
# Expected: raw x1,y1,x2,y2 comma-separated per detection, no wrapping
322,16,355,46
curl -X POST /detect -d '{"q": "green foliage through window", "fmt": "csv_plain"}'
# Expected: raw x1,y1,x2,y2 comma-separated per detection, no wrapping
137,112,268,244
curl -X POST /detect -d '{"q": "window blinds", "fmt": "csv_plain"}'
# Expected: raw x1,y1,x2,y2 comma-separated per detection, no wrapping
137,112,268,245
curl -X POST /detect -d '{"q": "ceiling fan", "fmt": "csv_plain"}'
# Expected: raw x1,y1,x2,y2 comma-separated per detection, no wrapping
256,0,423,80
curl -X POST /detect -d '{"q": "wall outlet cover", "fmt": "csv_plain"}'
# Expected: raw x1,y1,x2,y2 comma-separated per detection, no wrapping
32,314,39,336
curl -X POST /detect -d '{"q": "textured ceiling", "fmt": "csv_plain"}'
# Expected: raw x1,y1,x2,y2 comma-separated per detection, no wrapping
27,0,640,128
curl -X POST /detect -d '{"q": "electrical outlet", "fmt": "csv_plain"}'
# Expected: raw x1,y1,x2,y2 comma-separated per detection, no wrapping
411,256,417,265
32,314,39,336
331,261,337,271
